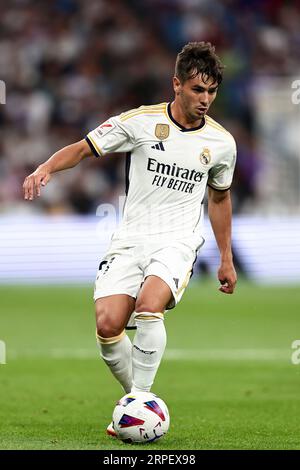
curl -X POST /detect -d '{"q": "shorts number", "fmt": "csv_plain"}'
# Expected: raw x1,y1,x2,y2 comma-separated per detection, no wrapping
98,257,115,275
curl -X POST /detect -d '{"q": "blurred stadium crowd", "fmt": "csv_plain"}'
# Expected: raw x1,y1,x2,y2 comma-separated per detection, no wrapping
1,0,299,215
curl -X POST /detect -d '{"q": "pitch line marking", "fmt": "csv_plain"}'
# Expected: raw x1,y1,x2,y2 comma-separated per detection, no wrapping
8,348,290,361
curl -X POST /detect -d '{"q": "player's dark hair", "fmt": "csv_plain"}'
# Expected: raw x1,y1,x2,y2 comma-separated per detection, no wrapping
175,42,224,85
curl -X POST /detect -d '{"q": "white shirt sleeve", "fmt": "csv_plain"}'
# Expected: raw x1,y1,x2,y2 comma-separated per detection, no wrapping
207,137,237,191
85,115,135,157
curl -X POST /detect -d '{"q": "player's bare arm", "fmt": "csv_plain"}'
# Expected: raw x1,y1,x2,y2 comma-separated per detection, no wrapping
207,186,237,294
23,139,93,200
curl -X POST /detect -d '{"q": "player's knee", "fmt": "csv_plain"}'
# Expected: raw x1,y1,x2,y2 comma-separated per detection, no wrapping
135,301,161,314
95,304,122,338
96,319,122,339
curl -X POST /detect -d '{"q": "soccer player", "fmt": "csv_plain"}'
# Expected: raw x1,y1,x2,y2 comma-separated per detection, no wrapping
23,42,237,436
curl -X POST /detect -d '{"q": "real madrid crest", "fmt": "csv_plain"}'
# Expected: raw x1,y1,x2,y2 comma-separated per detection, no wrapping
155,124,169,140
199,148,211,165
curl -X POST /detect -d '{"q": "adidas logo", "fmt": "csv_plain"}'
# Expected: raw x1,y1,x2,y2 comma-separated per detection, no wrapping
151,142,165,151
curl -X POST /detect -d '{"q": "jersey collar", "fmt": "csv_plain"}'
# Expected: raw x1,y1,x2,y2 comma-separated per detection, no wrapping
166,102,206,132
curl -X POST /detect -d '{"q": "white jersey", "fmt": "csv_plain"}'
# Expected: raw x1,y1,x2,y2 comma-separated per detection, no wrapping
86,102,236,250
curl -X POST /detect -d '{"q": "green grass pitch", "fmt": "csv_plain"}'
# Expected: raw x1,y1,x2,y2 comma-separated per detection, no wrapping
0,280,300,450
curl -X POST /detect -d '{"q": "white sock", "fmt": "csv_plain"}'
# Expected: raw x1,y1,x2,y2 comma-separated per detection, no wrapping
97,331,132,393
131,313,166,392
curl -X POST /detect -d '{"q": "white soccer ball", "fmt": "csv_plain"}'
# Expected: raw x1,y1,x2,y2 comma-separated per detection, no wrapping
112,391,170,443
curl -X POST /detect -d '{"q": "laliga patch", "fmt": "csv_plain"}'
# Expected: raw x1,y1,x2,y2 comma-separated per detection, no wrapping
95,120,115,138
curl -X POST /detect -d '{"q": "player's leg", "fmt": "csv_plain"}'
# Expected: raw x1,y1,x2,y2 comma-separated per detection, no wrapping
96,294,135,393
131,275,172,392
94,246,143,393
131,242,198,393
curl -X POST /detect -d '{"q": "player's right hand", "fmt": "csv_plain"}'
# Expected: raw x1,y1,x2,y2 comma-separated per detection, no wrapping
23,165,51,200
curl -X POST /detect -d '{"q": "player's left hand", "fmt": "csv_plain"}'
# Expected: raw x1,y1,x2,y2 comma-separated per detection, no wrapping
217,261,237,294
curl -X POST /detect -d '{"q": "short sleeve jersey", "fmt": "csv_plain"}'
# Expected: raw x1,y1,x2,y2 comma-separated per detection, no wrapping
86,103,236,249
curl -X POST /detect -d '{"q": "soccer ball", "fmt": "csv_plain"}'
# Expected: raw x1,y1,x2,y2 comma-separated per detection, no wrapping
112,391,170,443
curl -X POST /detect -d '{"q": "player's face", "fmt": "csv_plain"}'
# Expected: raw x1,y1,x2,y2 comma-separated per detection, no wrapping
173,74,218,122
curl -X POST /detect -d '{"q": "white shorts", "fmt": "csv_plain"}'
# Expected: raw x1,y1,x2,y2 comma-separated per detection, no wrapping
94,241,200,310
